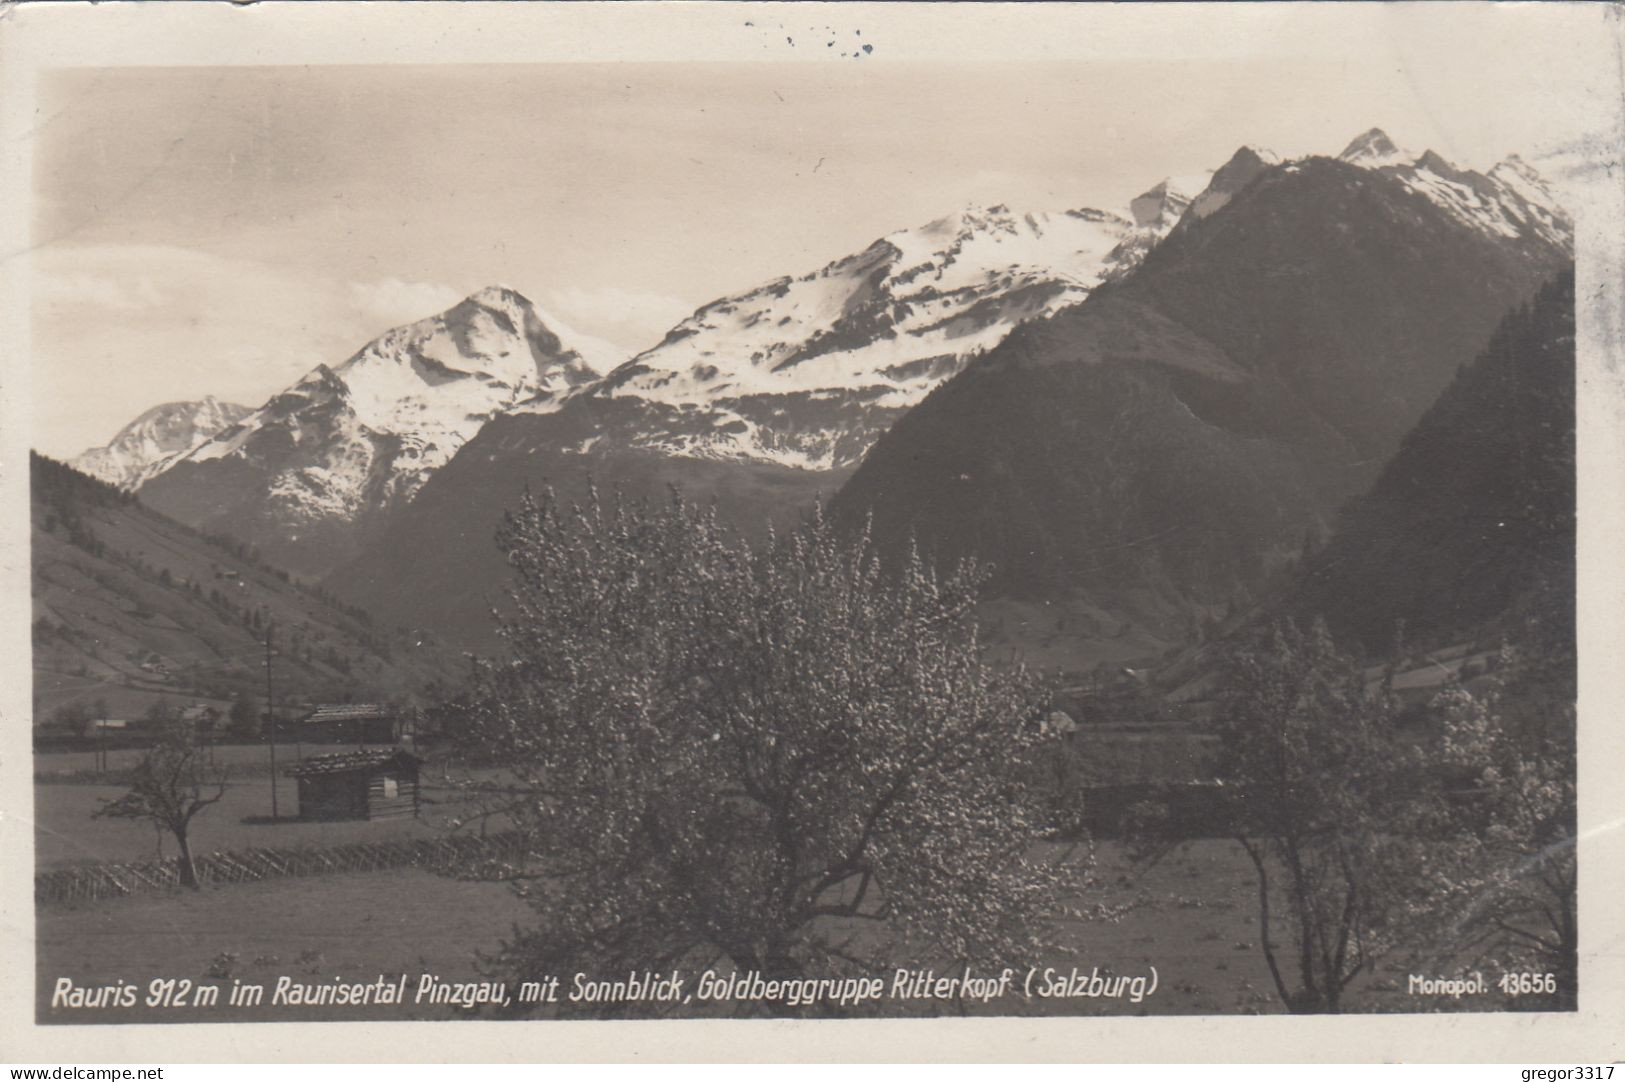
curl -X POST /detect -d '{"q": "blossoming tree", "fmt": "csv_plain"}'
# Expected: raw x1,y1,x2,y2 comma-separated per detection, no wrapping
457,487,1084,1014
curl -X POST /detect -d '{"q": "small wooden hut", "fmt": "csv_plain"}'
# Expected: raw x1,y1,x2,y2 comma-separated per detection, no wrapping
285,749,423,821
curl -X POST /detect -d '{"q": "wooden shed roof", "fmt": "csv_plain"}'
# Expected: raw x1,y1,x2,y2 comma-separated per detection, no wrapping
303,703,391,723
285,749,422,778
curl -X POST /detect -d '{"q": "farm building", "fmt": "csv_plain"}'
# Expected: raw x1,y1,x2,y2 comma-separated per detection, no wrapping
301,703,402,745
285,749,423,821
84,718,133,736
180,704,221,737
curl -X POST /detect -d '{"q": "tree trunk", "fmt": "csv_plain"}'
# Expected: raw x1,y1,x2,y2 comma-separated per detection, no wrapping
175,830,198,889
1285,988,1327,1014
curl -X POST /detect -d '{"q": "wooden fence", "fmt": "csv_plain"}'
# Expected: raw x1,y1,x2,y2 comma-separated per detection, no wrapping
36,831,529,908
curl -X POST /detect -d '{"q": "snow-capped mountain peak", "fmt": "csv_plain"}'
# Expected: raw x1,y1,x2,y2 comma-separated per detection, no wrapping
1181,146,1276,223
465,282,529,310
1129,179,1199,229
584,186,1190,470
1326,131,1572,251
1396,147,1568,250
72,395,251,489
238,284,612,462
1339,127,1410,168
576,132,1569,475
339,284,610,417
1488,154,1567,219
137,287,626,573
124,125,1575,584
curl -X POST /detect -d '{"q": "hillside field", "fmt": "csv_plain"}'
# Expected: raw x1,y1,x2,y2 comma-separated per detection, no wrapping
31,454,458,729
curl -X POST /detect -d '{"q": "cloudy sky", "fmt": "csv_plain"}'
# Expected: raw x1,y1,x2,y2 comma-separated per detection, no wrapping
27,4,1617,459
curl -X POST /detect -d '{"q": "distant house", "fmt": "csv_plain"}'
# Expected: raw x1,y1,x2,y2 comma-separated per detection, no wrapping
180,704,221,736
301,703,401,745
84,718,132,738
285,749,423,821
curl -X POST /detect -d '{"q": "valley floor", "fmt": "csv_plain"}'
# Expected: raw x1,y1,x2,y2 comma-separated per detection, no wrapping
36,841,1527,1024
33,763,476,869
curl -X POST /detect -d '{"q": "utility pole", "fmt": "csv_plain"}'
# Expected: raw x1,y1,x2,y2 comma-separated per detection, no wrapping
266,624,277,820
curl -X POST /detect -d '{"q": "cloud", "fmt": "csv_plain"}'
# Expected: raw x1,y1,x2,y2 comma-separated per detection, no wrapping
30,244,465,459
35,270,166,313
348,278,464,328
29,246,694,459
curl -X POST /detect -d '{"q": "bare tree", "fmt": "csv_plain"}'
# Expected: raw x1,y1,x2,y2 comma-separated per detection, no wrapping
95,721,227,888
457,486,1084,1014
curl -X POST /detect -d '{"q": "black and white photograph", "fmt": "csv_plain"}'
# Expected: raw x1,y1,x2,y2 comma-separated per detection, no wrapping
2,0,1622,1063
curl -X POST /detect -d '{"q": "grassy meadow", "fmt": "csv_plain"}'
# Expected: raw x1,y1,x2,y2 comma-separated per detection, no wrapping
34,760,492,868
35,838,1495,1024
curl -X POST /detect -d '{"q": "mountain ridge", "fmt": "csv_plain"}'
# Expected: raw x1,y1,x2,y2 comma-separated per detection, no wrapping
1292,268,1575,653
87,129,1574,658
137,287,612,576
130,168,1219,582
72,396,251,490
582,183,1210,472
829,151,1572,658
32,453,453,726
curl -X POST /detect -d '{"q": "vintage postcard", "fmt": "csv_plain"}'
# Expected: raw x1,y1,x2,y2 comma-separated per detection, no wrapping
1,0,1622,1063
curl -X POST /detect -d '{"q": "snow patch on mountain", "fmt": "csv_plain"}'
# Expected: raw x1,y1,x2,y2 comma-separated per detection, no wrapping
130,125,1574,566
1182,147,1277,222
585,190,1205,470
1338,129,1571,250
577,132,1569,474
149,287,617,526
72,396,251,489
1339,128,1411,169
